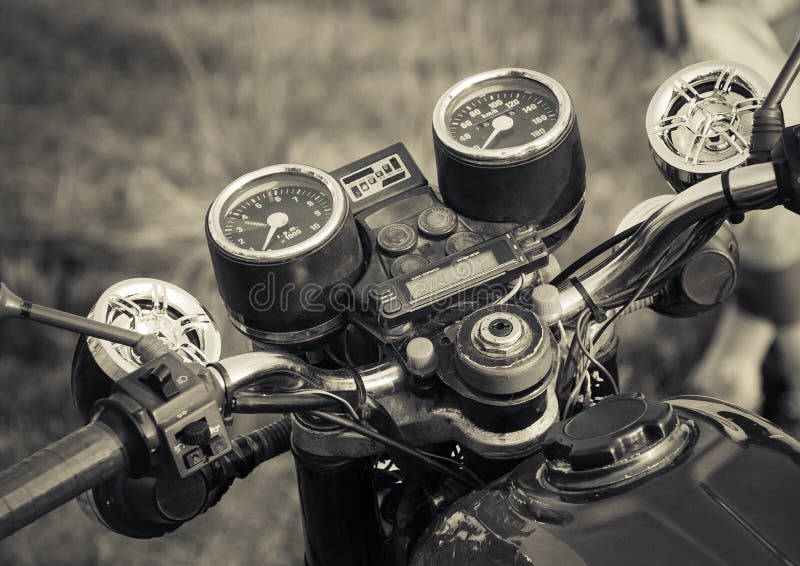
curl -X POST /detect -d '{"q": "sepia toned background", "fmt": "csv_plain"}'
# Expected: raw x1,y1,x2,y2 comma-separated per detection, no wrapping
0,0,732,564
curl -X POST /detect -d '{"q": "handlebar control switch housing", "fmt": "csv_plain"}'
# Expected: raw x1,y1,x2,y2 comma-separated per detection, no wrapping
71,278,222,422
93,352,230,479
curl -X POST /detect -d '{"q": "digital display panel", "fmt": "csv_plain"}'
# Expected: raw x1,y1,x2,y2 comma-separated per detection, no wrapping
405,248,500,300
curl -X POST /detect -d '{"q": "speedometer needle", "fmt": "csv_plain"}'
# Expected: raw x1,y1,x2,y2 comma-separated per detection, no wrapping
481,114,514,149
262,212,289,250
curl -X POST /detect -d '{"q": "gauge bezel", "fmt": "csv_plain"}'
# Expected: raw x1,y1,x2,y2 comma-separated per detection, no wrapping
433,68,574,164
207,164,349,262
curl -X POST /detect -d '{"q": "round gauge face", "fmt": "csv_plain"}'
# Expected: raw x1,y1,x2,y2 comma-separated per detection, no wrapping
222,185,333,252
448,89,559,150
433,69,573,163
208,165,347,262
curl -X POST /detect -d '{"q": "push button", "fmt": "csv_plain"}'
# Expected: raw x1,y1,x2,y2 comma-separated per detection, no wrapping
183,447,205,469
207,436,228,456
418,206,457,238
390,254,429,277
377,223,418,255
445,231,483,254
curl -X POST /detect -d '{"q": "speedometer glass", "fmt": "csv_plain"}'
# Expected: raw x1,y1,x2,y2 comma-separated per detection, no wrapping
222,184,334,252
433,69,573,164
447,83,559,150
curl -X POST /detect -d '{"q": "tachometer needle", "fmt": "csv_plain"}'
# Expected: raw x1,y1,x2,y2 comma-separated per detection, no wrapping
262,212,289,250
481,114,514,149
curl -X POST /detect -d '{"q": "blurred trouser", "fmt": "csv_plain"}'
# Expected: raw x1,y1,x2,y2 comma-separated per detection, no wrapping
663,0,800,414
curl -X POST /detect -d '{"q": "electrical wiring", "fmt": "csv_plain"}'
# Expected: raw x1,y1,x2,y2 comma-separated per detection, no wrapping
323,343,348,367
234,389,483,488
581,253,672,407
309,411,483,490
562,309,593,418
232,388,360,418
343,326,355,366
594,212,727,310
496,277,523,305
562,247,673,418
301,389,360,420
417,449,485,487
551,222,643,288
575,317,618,393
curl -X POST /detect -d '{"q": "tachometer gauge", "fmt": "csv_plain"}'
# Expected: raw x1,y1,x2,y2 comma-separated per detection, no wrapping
432,68,585,246
206,164,363,347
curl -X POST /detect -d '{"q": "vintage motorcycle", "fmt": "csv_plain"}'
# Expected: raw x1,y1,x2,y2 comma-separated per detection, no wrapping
1,37,800,566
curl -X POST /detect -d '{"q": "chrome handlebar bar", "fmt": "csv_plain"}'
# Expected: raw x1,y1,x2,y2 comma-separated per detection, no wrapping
557,162,780,320
206,350,408,413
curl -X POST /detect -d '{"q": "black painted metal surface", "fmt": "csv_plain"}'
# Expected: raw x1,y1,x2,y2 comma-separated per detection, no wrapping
411,396,800,566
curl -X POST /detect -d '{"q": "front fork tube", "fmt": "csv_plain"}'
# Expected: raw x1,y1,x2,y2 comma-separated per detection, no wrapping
293,443,384,566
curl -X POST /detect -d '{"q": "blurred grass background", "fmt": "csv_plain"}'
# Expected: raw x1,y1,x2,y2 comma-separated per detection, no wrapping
0,0,717,564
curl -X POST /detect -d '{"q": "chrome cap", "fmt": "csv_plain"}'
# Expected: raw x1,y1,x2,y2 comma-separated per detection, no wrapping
86,278,222,378
646,61,769,191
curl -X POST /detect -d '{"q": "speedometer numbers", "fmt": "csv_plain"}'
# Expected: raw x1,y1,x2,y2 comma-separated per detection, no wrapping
448,90,558,150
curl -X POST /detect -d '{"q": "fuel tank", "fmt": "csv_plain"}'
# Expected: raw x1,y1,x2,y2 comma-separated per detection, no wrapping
411,394,800,566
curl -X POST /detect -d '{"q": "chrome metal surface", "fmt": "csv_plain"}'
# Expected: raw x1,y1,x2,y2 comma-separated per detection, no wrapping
537,198,584,238
207,164,349,262
432,68,574,164
454,304,556,396
216,349,406,399
231,311,347,346
472,312,530,357
542,420,694,492
87,279,221,379
292,383,560,460
646,61,768,190
0,282,24,320
557,163,778,320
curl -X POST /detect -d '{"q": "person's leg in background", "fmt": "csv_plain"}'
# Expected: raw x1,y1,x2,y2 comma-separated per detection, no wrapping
636,0,800,426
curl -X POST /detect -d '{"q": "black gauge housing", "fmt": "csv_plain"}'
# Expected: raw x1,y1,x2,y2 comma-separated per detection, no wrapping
206,165,363,347
432,68,586,246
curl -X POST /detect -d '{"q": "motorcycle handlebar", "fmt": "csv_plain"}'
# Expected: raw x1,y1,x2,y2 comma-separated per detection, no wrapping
557,162,780,320
0,420,128,539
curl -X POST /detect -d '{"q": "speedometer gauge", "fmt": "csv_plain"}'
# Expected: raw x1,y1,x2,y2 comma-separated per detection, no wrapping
443,80,561,153
206,164,363,346
432,68,585,247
